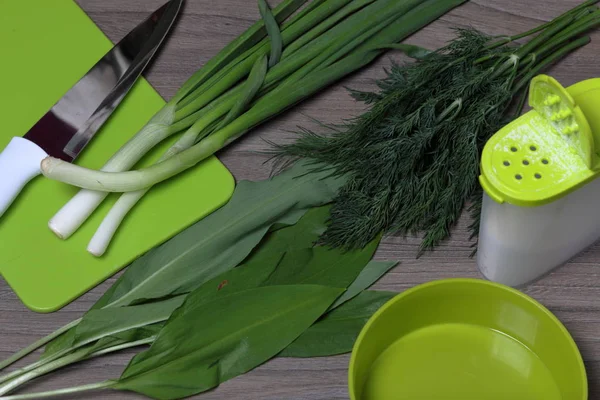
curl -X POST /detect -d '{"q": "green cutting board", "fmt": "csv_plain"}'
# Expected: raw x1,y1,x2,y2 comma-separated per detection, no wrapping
0,0,235,312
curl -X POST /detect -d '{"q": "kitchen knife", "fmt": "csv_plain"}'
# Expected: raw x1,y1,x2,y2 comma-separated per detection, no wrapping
0,0,183,218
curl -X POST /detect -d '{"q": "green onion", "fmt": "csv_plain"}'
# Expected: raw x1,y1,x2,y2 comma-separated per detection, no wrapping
87,55,270,256
46,0,356,241
43,0,468,254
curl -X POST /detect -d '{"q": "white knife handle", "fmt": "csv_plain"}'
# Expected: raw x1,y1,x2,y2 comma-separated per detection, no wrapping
0,137,48,218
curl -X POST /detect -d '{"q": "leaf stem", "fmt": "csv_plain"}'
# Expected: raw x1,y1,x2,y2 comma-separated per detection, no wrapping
87,337,155,358
0,381,114,400
532,11,600,58
515,53,536,75
486,1,599,49
514,36,591,94
0,336,156,397
490,54,520,80
0,319,80,372
0,349,90,396
515,9,580,59
514,88,529,116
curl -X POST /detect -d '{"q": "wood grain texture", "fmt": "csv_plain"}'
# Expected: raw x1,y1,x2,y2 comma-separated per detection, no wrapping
2,0,600,398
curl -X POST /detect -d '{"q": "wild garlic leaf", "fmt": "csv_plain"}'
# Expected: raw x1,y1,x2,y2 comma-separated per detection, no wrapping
92,160,344,310
114,285,343,400
328,260,398,310
263,248,315,284
166,249,283,321
168,204,333,321
265,234,381,288
43,181,337,360
50,205,334,363
280,290,395,358
243,204,331,266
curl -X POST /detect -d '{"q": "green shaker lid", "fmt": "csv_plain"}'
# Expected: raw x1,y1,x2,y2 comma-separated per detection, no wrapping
479,74,600,207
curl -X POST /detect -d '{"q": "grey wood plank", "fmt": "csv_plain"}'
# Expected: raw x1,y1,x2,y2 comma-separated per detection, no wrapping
1,0,600,398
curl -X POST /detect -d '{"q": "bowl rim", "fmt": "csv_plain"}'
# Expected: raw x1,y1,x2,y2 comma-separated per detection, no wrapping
347,277,588,400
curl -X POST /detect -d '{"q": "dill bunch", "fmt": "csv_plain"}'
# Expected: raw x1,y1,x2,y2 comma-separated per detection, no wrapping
272,1,600,254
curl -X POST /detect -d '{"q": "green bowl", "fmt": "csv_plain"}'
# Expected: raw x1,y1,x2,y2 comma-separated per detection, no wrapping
349,279,587,400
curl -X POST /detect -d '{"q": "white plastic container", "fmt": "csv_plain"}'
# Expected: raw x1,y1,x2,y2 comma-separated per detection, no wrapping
477,180,600,287
476,74,600,287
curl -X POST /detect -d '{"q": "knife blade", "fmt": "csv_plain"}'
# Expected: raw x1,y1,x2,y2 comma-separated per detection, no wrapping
0,0,183,218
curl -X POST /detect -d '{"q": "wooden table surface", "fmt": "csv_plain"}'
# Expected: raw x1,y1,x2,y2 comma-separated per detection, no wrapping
1,0,600,398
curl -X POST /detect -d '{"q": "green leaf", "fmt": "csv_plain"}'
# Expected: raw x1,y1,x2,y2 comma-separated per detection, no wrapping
171,204,333,320
328,260,398,310
72,296,186,349
258,0,283,67
167,250,282,321
265,235,381,289
41,329,76,360
263,248,315,286
243,205,331,266
113,285,343,400
280,290,395,358
93,161,344,309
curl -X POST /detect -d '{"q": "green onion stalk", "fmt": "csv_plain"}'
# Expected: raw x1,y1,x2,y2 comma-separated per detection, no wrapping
43,0,468,256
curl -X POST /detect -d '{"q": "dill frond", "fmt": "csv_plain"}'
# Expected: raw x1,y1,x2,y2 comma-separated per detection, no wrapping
270,20,596,254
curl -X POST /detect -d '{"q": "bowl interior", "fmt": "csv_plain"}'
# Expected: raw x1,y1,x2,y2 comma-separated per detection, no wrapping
349,279,586,400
